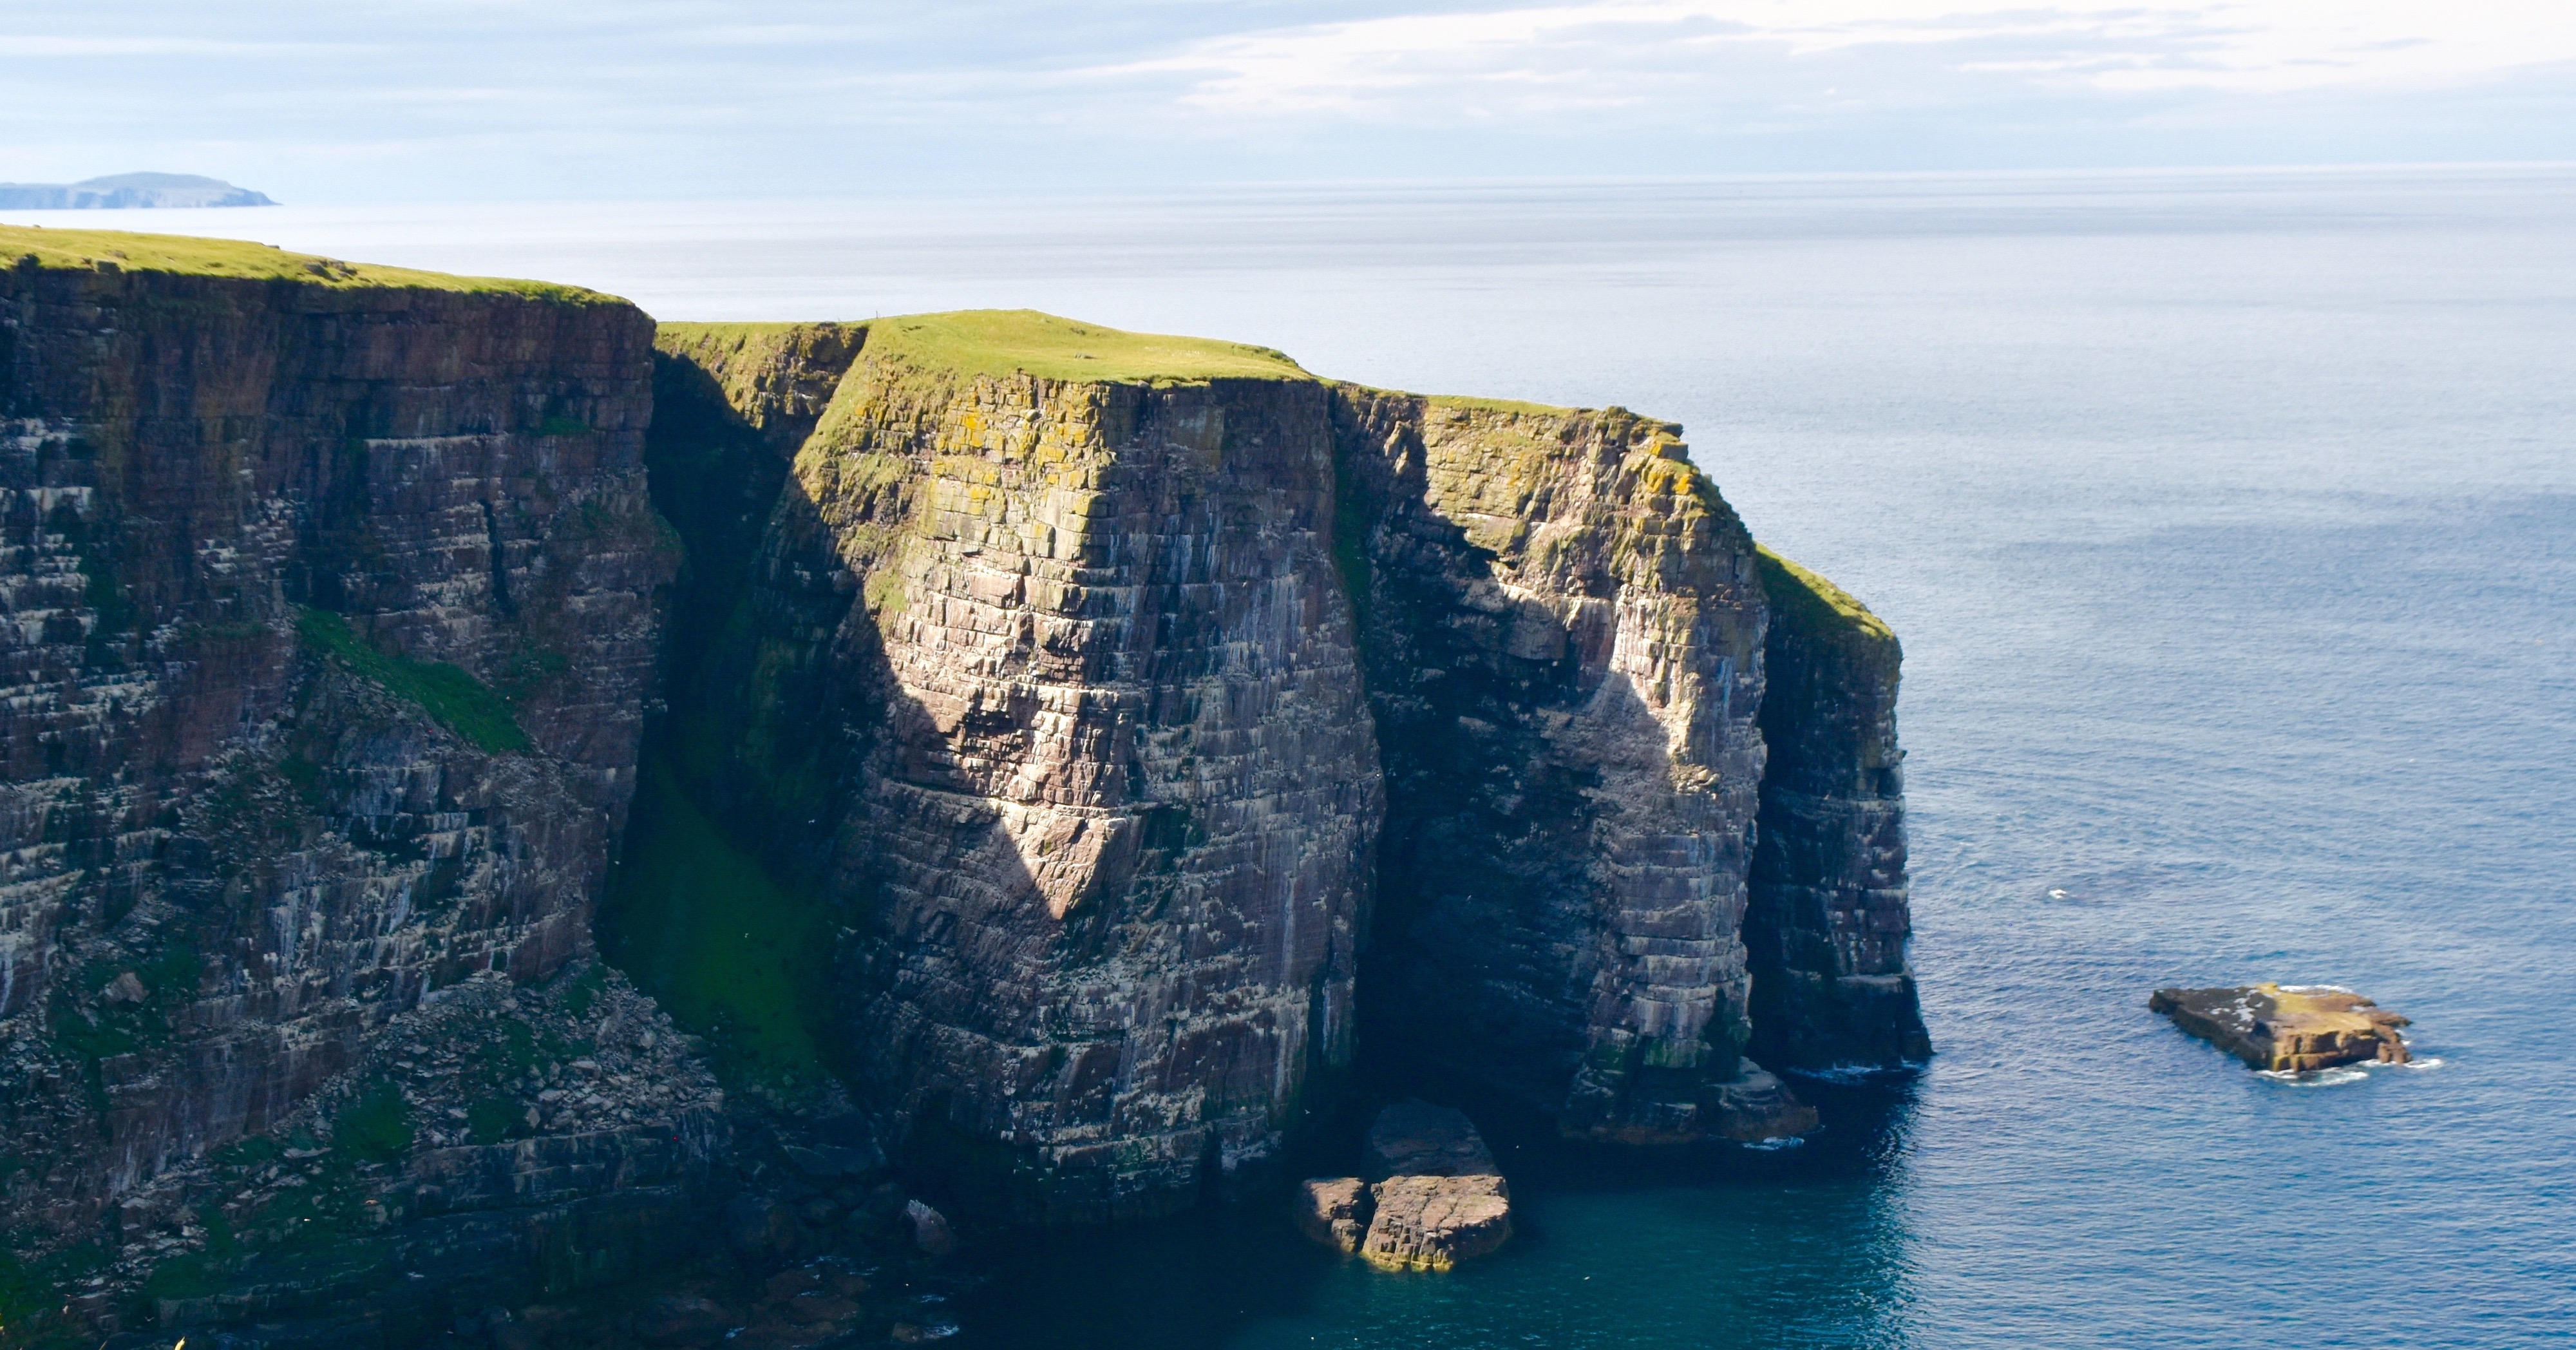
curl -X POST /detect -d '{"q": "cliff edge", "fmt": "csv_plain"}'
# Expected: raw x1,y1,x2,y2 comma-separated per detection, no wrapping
0,226,697,1343
0,241,1924,1340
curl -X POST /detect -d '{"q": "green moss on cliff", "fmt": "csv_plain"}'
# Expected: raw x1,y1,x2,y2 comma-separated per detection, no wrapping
1756,546,1895,647
599,765,826,1081
654,322,866,429
0,225,618,303
863,309,1309,385
295,607,531,753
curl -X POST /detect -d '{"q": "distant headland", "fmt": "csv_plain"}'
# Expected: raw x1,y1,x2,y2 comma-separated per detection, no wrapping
0,171,275,209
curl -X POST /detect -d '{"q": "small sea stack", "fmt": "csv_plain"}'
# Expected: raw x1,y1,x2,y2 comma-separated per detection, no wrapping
1296,1101,1515,1271
2150,983,2411,1072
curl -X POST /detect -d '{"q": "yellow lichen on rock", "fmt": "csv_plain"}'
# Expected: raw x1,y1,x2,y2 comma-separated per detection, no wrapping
2151,983,2413,1072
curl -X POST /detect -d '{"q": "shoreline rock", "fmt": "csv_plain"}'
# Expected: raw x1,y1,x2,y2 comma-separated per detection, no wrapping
2150,984,2411,1072
1300,1102,1515,1271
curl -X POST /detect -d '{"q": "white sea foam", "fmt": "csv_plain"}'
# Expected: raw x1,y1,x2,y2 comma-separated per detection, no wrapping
1787,1063,1893,1085
1744,1136,1807,1152
2257,1065,2370,1087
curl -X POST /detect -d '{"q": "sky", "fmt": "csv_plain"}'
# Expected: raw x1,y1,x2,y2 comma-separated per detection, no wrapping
2,0,2572,201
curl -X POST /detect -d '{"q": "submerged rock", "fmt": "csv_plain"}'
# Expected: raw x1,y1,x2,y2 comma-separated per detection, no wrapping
2151,983,2412,1072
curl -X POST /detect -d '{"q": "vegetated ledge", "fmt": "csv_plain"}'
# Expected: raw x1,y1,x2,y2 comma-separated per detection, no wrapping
0,222,622,304
1756,545,1897,647
855,308,1312,385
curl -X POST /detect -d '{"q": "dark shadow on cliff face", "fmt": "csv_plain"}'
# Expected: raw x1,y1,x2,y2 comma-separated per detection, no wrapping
1327,400,1606,1116
603,343,1074,1215
598,350,866,1089
950,1067,1919,1350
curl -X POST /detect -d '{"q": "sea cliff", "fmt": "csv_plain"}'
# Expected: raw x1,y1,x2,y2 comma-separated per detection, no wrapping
0,227,694,1344
0,233,1924,1344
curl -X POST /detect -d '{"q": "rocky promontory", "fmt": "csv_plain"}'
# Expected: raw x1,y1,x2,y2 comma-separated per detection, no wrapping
0,231,1927,1344
2151,984,2412,1072
0,174,276,209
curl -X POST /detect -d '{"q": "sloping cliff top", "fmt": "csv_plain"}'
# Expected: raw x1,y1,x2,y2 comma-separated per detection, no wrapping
0,223,618,303
1757,545,1895,647
852,309,1311,385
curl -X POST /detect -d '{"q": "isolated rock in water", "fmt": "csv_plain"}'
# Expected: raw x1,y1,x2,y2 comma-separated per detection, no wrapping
1296,1177,1374,1253
905,1198,958,1256
1354,1101,1515,1270
1361,1173,1515,1272
2151,984,2412,1072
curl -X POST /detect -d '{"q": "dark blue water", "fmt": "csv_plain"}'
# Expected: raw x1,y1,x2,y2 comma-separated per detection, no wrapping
48,165,2574,1345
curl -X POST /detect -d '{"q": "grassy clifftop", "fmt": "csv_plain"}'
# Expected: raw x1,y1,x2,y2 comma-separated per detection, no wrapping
862,309,1311,385
1756,546,1897,648
0,224,619,303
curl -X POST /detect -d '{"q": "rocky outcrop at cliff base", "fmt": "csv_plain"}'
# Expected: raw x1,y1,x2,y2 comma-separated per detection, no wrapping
1297,1101,1514,1271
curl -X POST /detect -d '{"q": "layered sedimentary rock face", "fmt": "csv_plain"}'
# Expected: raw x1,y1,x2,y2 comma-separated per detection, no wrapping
655,314,1381,1222
1745,549,1932,1069
650,312,1912,1206
0,229,681,1320
1333,391,1810,1142
1,242,1926,1334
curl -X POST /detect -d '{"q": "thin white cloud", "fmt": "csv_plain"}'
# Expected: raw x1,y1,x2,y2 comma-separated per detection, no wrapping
0,34,373,56
1107,1,2576,118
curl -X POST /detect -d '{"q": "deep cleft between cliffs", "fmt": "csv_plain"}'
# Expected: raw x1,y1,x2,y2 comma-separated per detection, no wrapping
0,231,1924,1347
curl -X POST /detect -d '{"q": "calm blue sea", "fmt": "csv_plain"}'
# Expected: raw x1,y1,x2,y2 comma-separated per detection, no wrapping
24,164,2572,1347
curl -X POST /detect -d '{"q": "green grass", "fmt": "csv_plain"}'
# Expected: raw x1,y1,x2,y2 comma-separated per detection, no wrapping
0,224,619,303
466,1097,526,1146
862,309,1311,385
295,607,531,754
1419,391,1584,417
600,763,826,1081
333,1081,413,1165
1755,546,1895,645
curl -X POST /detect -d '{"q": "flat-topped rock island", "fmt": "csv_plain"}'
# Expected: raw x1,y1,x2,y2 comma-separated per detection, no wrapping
2152,984,2412,1072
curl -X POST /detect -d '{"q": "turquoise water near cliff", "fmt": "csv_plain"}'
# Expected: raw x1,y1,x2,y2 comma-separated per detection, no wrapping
30,165,2571,1346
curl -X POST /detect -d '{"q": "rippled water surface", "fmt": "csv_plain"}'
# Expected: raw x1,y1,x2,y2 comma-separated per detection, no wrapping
25,166,2571,1347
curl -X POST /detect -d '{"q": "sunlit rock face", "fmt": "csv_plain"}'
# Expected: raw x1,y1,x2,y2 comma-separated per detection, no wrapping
652,311,1918,1213
664,321,1381,1222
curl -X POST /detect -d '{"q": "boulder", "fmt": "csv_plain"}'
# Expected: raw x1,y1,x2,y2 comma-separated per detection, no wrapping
904,1199,958,1257
2151,984,2411,1072
1295,1177,1372,1253
1296,1101,1515,1270
1360,1174,1514,1272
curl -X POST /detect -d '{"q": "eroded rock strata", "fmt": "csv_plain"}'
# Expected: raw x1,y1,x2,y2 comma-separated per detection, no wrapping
1333,390,1812,1143
1744,549,1931,1070
656,316,1381,1223
0,244,1925,1340
0,230,688,1341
